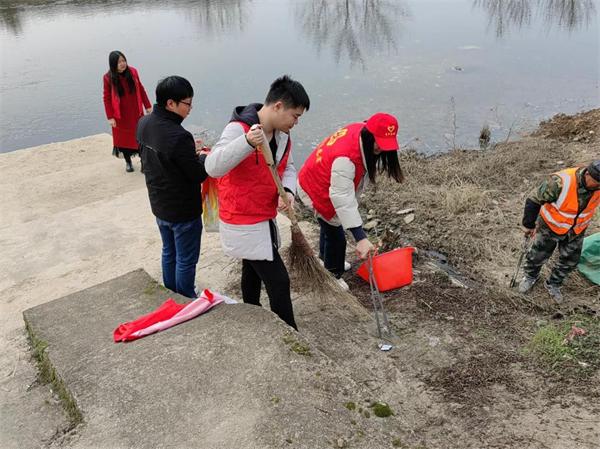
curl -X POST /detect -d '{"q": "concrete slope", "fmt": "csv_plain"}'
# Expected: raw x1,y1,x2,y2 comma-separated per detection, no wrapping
24,269,394,449
0,135,234,448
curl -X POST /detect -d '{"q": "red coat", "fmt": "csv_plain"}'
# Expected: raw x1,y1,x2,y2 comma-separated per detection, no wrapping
298,123,366,221
217,122,291,224
102,66,151,149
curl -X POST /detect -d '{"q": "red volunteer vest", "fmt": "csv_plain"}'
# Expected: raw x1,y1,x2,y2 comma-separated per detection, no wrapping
217,122,291,224
298,123,366,221
540,167,600,235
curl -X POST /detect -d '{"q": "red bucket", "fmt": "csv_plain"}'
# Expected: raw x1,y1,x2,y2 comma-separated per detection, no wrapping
356,247,414,292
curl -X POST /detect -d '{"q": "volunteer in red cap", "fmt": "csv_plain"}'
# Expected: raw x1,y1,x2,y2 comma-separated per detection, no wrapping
297,113,404,291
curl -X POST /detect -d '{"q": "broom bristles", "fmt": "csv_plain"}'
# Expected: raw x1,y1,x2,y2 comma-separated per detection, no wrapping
286,225,367,319
290,224,314,257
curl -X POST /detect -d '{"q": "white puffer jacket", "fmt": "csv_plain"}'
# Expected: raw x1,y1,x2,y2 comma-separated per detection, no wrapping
205,122,296,261
298,148,368,230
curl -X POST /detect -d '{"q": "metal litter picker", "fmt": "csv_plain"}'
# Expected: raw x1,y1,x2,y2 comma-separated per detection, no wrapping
510,235,532,288
366,252,395,351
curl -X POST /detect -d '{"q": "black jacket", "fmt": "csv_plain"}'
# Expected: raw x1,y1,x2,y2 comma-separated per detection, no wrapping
137,105,208,223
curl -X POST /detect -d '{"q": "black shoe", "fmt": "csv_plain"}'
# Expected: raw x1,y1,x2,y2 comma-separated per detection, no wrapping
125,162,134,172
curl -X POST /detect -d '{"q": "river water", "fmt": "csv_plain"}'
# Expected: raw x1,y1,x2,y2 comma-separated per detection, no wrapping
0,0,598,160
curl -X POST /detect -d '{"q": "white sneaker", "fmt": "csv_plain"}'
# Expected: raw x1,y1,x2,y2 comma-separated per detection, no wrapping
319,259,351,271
336,278,350,291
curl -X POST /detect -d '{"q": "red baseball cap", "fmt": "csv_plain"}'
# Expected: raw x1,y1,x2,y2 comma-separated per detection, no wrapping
365,113,399,151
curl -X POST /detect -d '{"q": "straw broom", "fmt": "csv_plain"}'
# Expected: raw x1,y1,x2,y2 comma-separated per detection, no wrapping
254,128,350,297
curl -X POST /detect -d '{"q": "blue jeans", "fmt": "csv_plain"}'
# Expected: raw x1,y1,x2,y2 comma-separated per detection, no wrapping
156,217,202,298
318,218,346,278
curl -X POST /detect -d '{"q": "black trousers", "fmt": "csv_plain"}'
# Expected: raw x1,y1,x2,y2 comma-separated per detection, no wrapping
241,221,297,330
318,218,347,278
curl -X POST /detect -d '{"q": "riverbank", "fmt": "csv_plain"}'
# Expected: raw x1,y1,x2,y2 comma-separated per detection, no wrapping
341,109,600,447
357,108,599,298
1,110,599,449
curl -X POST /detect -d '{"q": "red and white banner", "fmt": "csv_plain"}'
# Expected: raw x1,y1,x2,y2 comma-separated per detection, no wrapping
114,289,234,342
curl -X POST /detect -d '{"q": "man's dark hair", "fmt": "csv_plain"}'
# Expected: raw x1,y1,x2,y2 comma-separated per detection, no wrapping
155,76,194,107
265,75,310,111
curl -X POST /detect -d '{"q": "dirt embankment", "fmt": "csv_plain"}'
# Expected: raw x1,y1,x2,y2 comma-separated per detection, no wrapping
3,111,597,449
534,109,599,144
332,109,600,448
358,109,599,301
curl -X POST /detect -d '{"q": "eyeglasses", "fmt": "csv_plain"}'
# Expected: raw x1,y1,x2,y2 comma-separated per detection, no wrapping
179,100,192,108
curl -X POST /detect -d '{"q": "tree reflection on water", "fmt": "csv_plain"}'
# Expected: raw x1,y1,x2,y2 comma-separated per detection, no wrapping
473,0,596,37
0,0,249,36
184,0,248,35
3,0,594,41
296,0,410,69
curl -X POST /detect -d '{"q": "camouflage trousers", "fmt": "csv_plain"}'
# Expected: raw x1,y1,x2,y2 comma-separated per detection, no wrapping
522,225,585,286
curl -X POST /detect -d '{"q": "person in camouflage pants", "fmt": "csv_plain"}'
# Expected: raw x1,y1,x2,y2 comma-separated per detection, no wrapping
518,160,600,302
522,224,584,287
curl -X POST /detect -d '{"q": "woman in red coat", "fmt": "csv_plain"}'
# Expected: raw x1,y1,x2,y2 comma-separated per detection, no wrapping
102,51,152,172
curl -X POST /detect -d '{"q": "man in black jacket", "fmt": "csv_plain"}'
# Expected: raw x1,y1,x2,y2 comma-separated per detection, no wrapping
137,76,208,298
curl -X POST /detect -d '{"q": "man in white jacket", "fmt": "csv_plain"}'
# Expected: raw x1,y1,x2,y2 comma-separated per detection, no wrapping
205,75,310,330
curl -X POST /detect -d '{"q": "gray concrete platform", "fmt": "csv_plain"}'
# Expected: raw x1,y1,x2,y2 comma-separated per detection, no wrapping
23,269,393,449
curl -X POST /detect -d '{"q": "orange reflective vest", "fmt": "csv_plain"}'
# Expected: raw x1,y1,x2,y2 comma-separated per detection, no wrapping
540,167,600,235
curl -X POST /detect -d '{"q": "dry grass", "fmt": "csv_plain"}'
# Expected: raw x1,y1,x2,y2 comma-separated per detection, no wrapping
361,110,600,301
440,179,490,215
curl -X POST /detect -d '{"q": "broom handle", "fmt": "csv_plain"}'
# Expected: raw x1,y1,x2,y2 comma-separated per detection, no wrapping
255,128,299,226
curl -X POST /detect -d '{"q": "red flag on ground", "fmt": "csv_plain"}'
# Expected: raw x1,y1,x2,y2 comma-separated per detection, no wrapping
113,289,231,342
